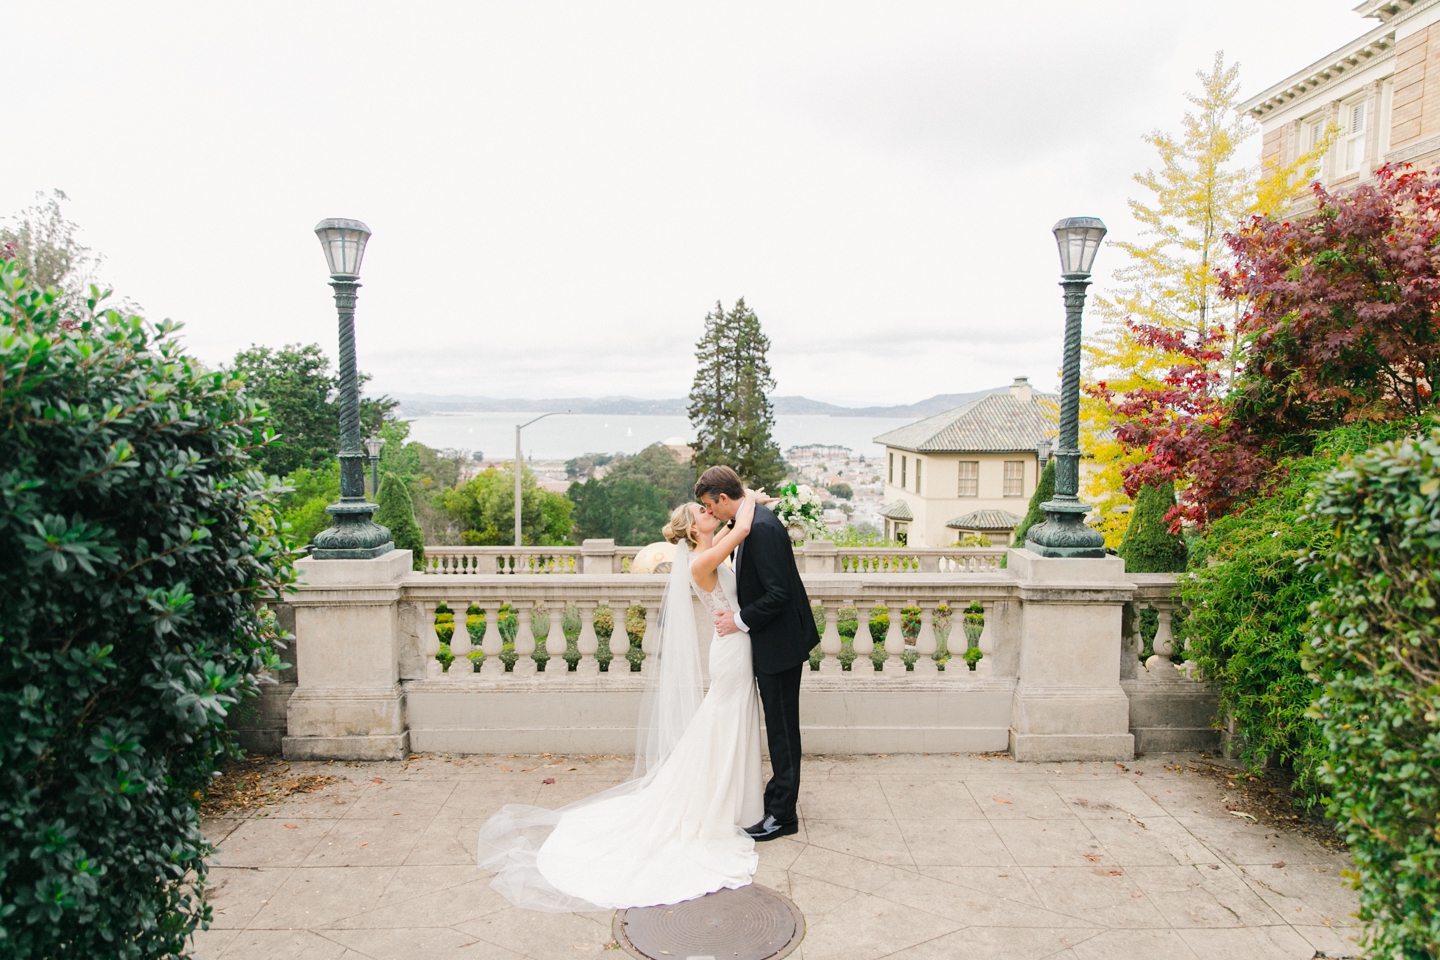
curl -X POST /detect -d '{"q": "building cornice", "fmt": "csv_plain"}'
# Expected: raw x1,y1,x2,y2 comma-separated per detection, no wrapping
1239,22,1398,118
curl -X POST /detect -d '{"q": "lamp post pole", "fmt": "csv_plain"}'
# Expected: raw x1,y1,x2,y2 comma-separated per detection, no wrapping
311,218,393,560
1026,216,1108,559
513,411,569,547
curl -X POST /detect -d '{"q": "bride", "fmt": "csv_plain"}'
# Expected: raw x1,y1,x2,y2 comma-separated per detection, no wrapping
476,490,768,912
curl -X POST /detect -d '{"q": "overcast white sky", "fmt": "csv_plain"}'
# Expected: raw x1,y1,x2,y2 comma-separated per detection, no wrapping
5,2,1363,406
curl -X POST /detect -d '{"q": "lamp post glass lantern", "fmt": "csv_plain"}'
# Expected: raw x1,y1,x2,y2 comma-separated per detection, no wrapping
364,436,386,496
310,218,394,560
1025,217,1108,559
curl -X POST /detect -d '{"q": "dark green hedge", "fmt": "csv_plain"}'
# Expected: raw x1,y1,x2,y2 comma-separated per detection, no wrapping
0,259,293,957
1179,420,1423,808
1307,428,1440,958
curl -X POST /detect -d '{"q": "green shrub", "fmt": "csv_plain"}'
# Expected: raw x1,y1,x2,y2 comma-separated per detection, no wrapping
0,260,293,957
1305,428,1440,958
1012,457,1055,547
372,470,424,570
1117,481,1187,573
1181,419,1425,808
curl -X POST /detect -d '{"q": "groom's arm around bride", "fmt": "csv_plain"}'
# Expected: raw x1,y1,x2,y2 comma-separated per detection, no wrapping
696,466,814,838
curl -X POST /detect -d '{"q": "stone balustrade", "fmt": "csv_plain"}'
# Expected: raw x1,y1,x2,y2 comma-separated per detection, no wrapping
423,540,1005,575
266,545,1219,764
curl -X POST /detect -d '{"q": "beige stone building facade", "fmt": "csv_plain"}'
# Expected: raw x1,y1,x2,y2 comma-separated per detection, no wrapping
1242,1,1440,195
874,378,1054,547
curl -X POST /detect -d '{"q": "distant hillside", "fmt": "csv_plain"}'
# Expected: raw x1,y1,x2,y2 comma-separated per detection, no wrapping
393,386,1013,420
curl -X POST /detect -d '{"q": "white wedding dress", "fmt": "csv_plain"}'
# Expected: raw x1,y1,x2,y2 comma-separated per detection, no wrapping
476,545,765,911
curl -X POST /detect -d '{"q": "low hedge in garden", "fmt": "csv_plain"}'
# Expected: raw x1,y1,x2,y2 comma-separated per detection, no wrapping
1305,429,1440,958
0,260,293,957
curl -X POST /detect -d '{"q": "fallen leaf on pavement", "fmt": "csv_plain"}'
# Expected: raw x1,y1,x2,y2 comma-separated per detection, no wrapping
283,824,298,829
542,778,556,785
992,798,1013,804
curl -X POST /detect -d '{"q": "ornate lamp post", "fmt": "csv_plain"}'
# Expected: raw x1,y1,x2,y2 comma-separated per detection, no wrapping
1025,216,1108,559
363,436,386,496
311,218,394,560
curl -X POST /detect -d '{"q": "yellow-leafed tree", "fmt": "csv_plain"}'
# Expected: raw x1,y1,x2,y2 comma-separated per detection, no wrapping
1081,52,1333,546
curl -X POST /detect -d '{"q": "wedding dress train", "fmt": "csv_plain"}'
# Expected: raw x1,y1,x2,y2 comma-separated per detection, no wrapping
476,545,764,911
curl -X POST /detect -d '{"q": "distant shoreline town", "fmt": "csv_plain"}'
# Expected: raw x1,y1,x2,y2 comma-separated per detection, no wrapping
392,386,1011,420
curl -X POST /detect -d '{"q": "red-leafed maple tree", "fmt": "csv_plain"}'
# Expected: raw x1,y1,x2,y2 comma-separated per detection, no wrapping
1100,163,1440,527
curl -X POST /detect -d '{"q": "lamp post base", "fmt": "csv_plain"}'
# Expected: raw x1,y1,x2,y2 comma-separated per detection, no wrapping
313,500,394,560
1025,499,1106,559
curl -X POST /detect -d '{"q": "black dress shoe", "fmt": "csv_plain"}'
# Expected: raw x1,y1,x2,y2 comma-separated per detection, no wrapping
744,815,799,841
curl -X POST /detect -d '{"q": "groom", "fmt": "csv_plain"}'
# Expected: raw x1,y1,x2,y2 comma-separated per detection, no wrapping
696,465,816,841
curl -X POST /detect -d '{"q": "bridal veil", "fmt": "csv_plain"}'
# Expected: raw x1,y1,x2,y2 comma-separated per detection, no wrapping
475,542,705,912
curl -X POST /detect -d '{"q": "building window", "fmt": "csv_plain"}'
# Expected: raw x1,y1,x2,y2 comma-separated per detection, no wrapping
1343,98,1367,173
1003,460,1024,497
915,459,922,495
895,524,908,546
888,452,894,484
957,461,979,497
901,456,907,489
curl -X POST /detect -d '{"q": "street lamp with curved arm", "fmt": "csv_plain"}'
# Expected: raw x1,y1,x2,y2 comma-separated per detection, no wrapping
515,411,570,547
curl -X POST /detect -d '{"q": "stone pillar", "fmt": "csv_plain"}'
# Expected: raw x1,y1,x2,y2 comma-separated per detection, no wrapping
284,550,412,760
545,605,570,680
575,603,600,678
478,605,505,679
804,540,837,574
609,602,636,683
1006,549,1135,762
913,604,938,675
850,601,875,675
512,603,538,677
1145,604,1179,681
581,538,617,574
818,601,842,675
974,602,995,678
448,600,472,679
882,601,906,675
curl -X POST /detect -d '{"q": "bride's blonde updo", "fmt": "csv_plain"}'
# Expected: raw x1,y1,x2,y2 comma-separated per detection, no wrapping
662,503,700,549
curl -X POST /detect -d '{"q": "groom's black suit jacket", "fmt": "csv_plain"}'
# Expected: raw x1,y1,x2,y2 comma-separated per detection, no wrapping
734,505,817,676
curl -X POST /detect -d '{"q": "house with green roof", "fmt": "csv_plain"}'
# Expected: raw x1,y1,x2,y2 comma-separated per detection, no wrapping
873,377,1065,547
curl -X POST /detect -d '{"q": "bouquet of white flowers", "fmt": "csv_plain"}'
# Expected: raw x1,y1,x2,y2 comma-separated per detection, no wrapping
770,483,827,542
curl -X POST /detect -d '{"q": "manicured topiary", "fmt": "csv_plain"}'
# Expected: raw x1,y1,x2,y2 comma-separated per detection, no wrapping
1011,457,1055,547
1305,428,1440,958
0,257,293,957
1117,481,1187,573
372,470,424,570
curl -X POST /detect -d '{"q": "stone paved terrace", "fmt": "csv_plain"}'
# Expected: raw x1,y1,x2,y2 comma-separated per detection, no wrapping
195,752,1361,960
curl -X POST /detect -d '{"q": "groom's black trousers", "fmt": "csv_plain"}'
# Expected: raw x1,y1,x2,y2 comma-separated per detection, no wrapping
756,663,804,824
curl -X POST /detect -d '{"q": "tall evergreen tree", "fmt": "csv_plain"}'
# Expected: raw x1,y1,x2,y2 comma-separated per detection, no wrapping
687,298,786,491
1116,481,1188,572
1011,457,1056,547
373,471,426,570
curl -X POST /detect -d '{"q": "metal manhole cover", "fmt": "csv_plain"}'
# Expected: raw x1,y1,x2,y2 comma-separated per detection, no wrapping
613,884,804,960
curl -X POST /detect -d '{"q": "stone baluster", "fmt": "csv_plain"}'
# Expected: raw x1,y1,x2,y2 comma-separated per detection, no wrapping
974,601,995,678
425,603,444,679
640,604,659,675
913,603,938,675
1145,604,1179,680
850,601,875,675
478,605,505,679
545,605,570,679
609,602,636,683
512,602,538,677
817,601,843,675
575,602,600,678
449,600,473,679
882,601,906,675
